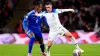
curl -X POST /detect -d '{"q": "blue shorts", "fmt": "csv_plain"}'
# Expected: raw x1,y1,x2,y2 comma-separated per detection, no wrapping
26,28,43,40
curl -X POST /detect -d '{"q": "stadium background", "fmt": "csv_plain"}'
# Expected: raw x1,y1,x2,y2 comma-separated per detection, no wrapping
0,0,100,56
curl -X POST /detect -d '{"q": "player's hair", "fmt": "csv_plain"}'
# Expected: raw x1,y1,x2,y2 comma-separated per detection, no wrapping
45,2,52,5
35,1,42,6
34,1,42,11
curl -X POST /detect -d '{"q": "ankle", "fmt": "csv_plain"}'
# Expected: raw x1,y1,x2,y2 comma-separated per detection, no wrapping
28,53,32,55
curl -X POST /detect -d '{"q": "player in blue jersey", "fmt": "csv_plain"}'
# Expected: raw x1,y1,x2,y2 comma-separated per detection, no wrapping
22,2,48,56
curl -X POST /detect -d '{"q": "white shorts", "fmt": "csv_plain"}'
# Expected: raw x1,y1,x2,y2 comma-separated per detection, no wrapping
48,27,69,41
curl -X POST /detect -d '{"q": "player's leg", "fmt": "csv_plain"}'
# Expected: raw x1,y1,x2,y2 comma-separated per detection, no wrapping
64,31,84,52
46,32,57,56
62,27,84,52
38,38,46,56
64,31,80,49
35,32,46,56
46,40,53,56
46,40,53,51
26,30,35,56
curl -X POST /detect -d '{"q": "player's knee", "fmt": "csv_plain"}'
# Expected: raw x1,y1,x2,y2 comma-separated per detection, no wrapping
28,36,35,46
28,33,35,38
65,33,72,38
48,45,51,47
30,36,35,39
65,32,73,38
68,35,73,38
39,40,43,44
48,44,52,47
48,41,53,46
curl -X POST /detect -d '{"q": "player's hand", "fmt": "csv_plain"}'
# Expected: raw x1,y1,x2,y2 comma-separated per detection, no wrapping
25,29,28,33
25,29,31,37
71,9,75,13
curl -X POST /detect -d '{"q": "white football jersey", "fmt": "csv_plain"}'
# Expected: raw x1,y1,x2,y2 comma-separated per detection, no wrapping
43,12,62,29
37,9,73,30
36,9,73,41
43,9,73,29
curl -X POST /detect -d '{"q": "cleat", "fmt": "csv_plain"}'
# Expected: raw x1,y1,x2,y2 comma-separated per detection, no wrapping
40,52,46,56
27,53,32,56
77,48,84,53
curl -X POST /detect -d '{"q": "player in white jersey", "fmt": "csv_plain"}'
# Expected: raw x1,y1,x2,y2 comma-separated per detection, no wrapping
44,2,84,56
36,2,84,56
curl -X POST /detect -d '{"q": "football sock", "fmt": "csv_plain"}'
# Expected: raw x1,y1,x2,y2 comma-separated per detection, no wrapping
28,36,35,53
46,46,50,51
71,36,79,49
40,44,45,53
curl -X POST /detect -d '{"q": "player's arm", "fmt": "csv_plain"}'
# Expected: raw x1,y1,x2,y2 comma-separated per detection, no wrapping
35,13,43,16
35,12,49,27
57,9,74,13
22,16,28,33
34,12,45,17
42,16,49,28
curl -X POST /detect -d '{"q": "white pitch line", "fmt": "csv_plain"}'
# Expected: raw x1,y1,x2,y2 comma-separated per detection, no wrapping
33,54,100,55
51,54,100,55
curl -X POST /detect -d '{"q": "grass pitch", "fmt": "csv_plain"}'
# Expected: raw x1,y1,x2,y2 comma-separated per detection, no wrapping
0,44,100,56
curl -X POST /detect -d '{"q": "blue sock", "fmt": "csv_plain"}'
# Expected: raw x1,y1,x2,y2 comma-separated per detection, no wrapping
40,44,45,53
28,36,35,53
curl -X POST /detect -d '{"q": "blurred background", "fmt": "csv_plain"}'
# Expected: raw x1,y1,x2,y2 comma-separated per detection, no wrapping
0,0,100,56
0,0,100,44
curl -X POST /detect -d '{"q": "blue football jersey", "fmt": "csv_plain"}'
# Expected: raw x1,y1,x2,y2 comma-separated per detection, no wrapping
22,10,49,30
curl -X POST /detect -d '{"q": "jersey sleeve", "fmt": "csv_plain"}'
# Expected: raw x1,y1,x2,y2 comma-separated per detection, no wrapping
22,10,35,30
42,16,49,28
22,15,28,30
56,9,74,13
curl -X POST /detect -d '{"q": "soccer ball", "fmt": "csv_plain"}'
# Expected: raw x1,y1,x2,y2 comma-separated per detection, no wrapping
73,49,81,56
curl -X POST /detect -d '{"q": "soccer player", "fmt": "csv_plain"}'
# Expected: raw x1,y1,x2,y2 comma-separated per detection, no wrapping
36,2,84,56
22,2,48,56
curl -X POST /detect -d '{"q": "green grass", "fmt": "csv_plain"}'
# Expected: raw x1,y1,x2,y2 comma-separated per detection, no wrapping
0,44,100,56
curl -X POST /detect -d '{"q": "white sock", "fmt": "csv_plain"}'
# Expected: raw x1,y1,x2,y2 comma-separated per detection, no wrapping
71,36,80,49
46,46,49,51
28,53,31,55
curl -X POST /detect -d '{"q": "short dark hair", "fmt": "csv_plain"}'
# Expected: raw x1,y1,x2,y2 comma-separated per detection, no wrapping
45,2,52,5
35,1,42,6
34,2,42,11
